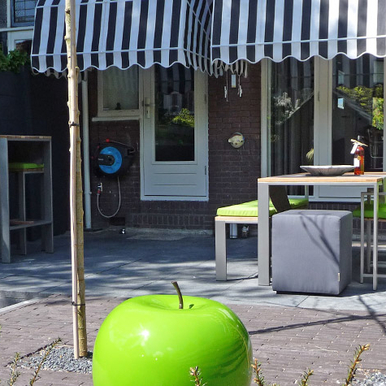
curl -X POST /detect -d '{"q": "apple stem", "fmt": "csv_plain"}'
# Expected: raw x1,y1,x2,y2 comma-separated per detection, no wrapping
171,281,183,309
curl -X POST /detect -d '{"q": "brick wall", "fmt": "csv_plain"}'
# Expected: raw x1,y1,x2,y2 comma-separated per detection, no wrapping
89,119,141,230
86,66,373,233
88,65,262,230
208,64,261,212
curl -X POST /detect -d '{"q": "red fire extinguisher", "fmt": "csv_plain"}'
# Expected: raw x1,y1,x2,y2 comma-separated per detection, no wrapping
351,137,367,175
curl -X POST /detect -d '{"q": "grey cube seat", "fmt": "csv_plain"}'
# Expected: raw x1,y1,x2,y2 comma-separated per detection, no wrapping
272,210,352,295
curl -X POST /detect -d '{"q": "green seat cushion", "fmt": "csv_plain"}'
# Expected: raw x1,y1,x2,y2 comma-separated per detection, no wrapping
216,198,308,217
9,162,44,171
289,198,309,209
217,200,272,217
352,202,386,219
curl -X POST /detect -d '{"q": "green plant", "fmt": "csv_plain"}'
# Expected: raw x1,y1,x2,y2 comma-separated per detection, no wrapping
337,85,384,130
0,47,30,73
0,337,61,385
297,369,314,386
190,366,207,386
8,353,20,386
191,344,370,386
29,338,62,385
171,108,195,127
344,343,370,386
251,359,272,386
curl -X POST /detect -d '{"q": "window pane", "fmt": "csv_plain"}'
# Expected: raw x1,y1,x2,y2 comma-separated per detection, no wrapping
102,67,139,111
332,55,384,171
270,58,314,176
13,0,37,25
154,65,195,162
0,0,7,28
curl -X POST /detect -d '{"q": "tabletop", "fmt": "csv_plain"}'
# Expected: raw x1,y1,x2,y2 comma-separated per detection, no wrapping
258,172,386,185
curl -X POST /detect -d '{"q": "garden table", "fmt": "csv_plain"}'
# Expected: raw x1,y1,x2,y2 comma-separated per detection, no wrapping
257,172,386,290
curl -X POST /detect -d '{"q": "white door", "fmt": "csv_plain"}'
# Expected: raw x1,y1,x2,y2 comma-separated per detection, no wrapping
141,65,208,200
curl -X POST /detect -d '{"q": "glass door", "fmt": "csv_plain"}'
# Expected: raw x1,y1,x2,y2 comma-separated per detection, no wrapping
268,58,314,194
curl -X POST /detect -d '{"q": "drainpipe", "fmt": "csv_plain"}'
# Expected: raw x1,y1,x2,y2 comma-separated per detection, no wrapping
81,72,92,230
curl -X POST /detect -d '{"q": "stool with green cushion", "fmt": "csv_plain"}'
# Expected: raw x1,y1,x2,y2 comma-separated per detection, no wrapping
215,185,309,280
352,192,386,284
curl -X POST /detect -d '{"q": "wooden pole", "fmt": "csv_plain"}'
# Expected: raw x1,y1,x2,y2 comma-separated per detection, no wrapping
76,123,88,357
64,0,87,359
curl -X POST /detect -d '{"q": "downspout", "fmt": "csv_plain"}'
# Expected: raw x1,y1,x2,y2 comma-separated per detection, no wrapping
81,72,92,229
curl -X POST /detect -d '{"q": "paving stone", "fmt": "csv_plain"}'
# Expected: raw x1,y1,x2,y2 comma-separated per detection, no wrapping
1,230,386,385
0,296,385,385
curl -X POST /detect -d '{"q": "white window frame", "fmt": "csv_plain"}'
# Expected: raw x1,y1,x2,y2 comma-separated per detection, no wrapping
6,28,33,50
262,57,386,202
93,67,142,122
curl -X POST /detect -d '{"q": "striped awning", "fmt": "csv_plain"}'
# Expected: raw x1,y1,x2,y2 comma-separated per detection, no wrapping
211,0,386,65
31,0,214,74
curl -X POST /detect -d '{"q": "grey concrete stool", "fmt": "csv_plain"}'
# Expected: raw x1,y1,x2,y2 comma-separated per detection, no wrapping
272,210,352,295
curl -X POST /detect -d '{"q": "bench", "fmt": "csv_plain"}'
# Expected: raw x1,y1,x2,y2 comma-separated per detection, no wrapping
215,186,308,280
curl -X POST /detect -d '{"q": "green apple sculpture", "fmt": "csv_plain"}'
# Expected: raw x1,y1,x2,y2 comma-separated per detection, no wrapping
93,282,252,385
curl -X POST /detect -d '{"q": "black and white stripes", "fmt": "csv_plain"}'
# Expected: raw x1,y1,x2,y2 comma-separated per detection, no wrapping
211,0,386,64
32,0,386,74
31,0,214,73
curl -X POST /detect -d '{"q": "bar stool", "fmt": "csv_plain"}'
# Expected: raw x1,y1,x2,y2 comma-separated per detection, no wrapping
352,192,386,285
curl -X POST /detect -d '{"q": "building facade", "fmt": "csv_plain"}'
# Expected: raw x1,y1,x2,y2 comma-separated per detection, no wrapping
3,0,386,233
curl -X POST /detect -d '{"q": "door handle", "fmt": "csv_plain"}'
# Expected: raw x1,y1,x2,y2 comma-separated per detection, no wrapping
144,97,151,119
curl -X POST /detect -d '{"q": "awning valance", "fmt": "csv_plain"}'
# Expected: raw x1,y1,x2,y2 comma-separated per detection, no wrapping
211,0,386,65
31,0,214,74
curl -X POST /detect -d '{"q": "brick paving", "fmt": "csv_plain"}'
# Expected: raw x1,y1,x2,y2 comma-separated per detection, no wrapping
1,295,386,386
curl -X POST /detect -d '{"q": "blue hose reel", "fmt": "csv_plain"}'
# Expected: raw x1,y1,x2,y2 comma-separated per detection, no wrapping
95,141,135,176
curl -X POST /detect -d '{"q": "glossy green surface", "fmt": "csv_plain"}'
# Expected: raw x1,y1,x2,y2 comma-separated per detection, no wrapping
93,295,252,385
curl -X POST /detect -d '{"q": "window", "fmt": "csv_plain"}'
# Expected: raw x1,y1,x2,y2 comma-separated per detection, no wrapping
97,66,140,120
7,32,33,51
154,66,195,161
264,58,314,195
12,0,37,26
269,58,314,176
0,0,6,28
332,55,384,171
264,56,385,201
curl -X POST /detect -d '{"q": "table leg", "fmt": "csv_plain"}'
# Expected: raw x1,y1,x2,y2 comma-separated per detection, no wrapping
360,193,365,283
366,220,371,272
373,185,378,290
258,182,270,285
215,219,227,281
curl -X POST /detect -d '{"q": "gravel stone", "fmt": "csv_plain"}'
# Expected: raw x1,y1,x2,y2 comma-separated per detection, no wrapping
354,373,386,385
19,346,92,374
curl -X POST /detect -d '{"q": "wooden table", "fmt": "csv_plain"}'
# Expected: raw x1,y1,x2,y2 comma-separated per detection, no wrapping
257,172,386,290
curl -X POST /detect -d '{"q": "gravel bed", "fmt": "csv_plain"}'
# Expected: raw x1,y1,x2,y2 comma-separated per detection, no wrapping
353,373,386,385
17,346,386,385
19,345,92,374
